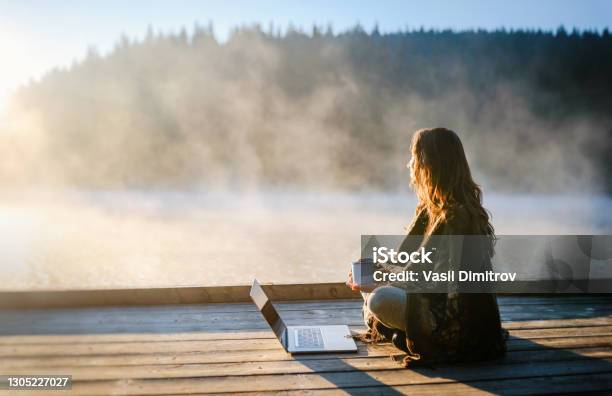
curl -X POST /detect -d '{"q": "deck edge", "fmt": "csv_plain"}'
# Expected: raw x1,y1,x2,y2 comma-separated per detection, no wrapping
0,283,362,309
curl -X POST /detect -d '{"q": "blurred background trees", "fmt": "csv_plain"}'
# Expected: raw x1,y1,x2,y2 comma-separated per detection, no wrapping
4,26,611,193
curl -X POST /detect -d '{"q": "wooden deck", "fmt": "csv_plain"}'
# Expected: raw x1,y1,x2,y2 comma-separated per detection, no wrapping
1,295,612,395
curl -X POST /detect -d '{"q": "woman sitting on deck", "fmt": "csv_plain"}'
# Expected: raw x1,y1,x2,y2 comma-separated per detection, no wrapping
347,127,507,366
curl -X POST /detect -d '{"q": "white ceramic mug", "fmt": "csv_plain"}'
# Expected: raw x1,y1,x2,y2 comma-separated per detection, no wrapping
352,259,375,286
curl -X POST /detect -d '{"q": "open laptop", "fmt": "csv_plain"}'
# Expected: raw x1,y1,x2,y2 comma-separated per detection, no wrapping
249,279,358,353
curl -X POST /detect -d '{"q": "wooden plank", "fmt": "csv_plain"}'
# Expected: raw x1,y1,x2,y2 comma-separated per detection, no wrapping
502,316,612,330
0,283,361,309
2,306,609,334
500,303,612,314
1,320,610,347
31,359,612,395
1,311,609,336
1,325,611,357
510,325,612,338
1,325,611,358
497,295,612,306
0,330,273,345
0,345,389,369
0,338,281,357
3,315,610,337
2,316,611,346
1,281,610,309
506,335,612,351
500,311,612,322
2,303,611,336
3,295,608,321
2,295,609,319
1,334,611,369
0,300,362,318
205,372,612,396
1,347,611,381
13,302,608,330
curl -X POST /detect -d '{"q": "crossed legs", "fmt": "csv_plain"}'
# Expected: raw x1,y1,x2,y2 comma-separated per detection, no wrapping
361,285,407,332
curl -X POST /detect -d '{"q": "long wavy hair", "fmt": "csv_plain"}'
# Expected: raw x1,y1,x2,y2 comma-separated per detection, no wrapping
409,128,495,251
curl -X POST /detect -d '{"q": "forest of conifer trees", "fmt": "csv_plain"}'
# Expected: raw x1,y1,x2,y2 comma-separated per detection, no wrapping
3,25,611,192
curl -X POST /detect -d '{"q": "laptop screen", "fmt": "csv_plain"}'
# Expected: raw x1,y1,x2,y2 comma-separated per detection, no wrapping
250,279,287,341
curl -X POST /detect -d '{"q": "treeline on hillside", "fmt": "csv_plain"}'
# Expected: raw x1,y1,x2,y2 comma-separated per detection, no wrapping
4,25,612,192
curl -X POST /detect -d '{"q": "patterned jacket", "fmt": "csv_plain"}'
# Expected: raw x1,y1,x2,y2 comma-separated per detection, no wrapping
389,206,507,365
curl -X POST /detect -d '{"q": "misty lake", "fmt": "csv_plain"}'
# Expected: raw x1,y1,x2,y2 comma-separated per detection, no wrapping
1,190,611,291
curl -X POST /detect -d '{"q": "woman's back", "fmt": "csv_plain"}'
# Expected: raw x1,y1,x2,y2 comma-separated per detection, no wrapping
402,206,507,365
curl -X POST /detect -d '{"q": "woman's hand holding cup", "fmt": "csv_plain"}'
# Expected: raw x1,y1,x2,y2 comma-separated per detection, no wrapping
346,260,376,293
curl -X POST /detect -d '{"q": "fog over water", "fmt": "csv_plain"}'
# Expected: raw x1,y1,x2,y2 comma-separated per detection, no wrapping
1,28,611,290
1,190,610,291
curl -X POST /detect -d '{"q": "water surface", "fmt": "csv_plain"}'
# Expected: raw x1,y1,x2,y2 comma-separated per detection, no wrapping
1,190,610,291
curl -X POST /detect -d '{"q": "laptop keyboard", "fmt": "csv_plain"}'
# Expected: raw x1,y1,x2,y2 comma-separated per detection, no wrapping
295,328,324,348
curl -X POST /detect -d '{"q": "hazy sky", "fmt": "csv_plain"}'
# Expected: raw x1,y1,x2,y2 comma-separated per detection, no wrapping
0,0,611,112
